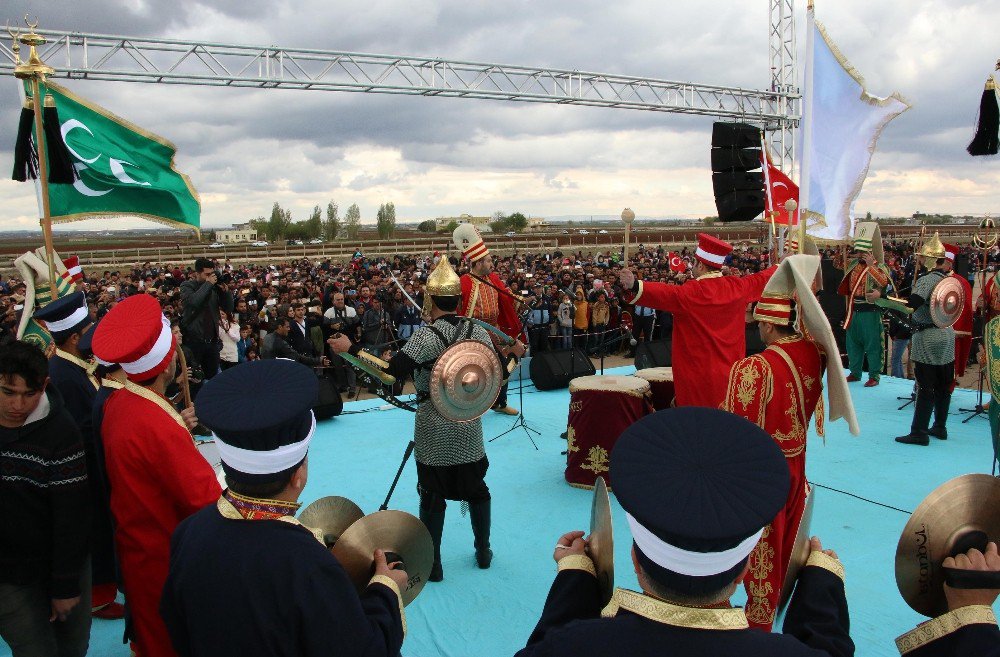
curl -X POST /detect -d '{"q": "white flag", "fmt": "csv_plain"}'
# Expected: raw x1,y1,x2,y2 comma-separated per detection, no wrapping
800,13,910,242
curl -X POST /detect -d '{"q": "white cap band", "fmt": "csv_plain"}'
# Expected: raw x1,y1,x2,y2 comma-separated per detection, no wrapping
626,512,763,577
695,247,727,266
215,412,315,475
44,305,89,333
120,316,172,375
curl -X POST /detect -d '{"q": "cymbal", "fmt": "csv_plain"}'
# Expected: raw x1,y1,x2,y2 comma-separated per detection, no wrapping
589,476,615,606
778,486,816,613
895,474,1000,617
331,510,433,606
298,496,365,548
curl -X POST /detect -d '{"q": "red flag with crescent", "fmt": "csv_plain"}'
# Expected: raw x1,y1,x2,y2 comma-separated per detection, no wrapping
761,148,799,226
668,252,686,273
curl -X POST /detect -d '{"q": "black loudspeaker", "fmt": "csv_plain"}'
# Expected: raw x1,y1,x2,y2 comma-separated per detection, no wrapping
712,171,764,196
712,122,761,149
313,372,343,420
529,348,596,390
635,339,671,369
711,148,762,172
716,190,765,223
955,253,970,279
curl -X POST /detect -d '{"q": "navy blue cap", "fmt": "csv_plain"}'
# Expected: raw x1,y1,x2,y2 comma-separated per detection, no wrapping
197,360,318,482
33,291,92,343
611,408,790,594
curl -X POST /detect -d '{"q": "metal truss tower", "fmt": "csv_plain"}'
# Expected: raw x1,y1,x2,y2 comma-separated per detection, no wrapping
768,0,799,174
0,28,799,125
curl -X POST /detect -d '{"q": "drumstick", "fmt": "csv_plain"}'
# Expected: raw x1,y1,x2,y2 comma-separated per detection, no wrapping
176,345,194,411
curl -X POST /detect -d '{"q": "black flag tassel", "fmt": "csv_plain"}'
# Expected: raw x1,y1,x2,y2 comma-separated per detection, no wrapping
42,96,76,184
11,97,36,182
967,76,999,157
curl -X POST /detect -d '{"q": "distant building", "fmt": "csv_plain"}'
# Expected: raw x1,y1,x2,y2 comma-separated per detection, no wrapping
216,222,258,243
435,214,489,231
525,216,550,232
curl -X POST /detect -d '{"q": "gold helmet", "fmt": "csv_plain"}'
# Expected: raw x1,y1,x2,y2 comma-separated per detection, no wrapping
919,232,946,268
424,254,462,315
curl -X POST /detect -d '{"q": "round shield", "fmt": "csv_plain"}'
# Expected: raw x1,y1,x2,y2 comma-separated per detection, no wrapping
929,276,965,328
429,340,503,423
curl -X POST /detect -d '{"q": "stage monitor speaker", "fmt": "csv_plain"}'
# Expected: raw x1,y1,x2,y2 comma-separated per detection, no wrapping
716,190,765,222
712,122,761,149
635,339,671,370
313,371,343,420
712,171,765,196
529,348,596,391
954,253,970,279
711,147,762,172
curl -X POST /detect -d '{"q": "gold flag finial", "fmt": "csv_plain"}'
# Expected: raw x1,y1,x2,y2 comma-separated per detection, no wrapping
6,22,21,66
14,15,54,80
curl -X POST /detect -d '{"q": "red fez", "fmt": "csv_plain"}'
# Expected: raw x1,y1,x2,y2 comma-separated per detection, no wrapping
91,294,176,382
694,234,733,269
942,243,959,262
62,255,83,284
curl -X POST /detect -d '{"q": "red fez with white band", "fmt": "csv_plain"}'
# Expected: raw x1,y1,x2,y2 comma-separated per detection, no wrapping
62,255,83,284
453,223,490,262
91,294,176,383
694,233,732,269
942,243,959,262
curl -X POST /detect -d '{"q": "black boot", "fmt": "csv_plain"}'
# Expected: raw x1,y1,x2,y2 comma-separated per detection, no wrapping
419,490,446,582
469,499,493,569
929,392,951,440
896,389,933,446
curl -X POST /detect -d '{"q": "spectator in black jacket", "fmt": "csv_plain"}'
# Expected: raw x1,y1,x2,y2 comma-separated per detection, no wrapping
0,341,91,655
261,317,329,367
179,258,233,381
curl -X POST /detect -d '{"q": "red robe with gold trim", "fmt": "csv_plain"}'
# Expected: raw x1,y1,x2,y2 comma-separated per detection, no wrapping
459,272,524,343
951,272,974,379
624,266,776,408
100,389,221,657
723,335,825,631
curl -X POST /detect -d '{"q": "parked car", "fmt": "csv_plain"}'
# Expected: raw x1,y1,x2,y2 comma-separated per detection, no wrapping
578,229,590,235
561,229,569,234
598,229,609,234
288,239,302,246
250,240,269,247
309,238,323,244
505,231,517,237
208,242,225,249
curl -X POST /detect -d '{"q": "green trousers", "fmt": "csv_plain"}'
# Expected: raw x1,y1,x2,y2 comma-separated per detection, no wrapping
846,311,883,381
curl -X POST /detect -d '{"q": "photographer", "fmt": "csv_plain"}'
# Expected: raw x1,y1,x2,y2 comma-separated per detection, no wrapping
324,292,359,395
179,258,233,380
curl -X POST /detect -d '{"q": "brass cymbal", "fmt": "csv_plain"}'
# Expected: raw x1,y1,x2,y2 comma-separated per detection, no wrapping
589,476,615,606
331,510,433,606
298,496,365,548
895,474,1000,617
778,486,816,613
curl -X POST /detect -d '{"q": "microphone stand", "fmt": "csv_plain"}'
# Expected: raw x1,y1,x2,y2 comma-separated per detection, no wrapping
489,308,540,450
959,339,989,422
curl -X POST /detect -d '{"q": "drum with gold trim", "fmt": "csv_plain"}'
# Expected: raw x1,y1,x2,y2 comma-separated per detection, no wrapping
565,375,651,489
633,367,675,411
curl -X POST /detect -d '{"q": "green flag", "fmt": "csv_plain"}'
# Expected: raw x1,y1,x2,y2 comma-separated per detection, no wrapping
30,80,201,233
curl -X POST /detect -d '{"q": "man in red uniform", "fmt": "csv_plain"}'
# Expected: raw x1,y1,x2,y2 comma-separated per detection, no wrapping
721,254,857,631
91,295,220,657
943,243,973,389
617,233,776,408
453,224,525,415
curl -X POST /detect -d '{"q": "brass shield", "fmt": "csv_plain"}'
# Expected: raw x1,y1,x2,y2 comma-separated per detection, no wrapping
929,276,965,328
429,339,503,423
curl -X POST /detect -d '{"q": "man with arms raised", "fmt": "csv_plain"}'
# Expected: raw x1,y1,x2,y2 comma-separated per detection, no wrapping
617,234,777,408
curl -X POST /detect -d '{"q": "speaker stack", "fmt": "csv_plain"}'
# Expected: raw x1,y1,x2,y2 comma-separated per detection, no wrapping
711,122,765,223
529,348,596,391
634,339,672,370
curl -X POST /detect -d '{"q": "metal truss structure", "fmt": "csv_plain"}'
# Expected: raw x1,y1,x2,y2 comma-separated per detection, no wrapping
768,0,799,173
0,28,799,128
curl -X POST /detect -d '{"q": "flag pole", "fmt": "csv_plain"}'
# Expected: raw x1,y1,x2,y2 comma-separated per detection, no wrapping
798,0,816,255
760,131,779,260
14,19,58,300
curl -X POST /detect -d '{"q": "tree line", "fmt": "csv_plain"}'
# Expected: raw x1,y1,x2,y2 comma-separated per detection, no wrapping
249,201,396,242
416,211,530,234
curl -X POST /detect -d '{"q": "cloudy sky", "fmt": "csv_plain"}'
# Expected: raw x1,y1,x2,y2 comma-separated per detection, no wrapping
1,0,998,231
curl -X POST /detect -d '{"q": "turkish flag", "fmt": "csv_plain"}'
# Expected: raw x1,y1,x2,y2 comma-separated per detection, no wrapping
761,149,799,226
668,252,686,272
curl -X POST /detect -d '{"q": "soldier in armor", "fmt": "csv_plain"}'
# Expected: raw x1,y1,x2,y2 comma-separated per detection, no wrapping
330,256,525,582
896,234,957,446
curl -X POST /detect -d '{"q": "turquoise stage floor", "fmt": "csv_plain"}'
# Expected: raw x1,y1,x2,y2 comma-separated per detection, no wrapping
6,368,998,657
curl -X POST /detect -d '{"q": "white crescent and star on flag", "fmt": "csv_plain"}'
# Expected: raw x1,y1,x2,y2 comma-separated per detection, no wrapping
61,118,151,197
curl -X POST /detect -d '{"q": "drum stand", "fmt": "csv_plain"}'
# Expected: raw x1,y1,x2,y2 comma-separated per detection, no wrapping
959,368,989,423
490,317,541,449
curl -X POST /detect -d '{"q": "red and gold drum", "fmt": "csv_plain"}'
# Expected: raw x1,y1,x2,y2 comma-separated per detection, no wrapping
565,375,651,489
634,367,675,411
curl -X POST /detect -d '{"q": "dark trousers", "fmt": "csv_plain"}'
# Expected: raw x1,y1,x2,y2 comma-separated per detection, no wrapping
631,315,654,356
0,563,91,657
529,326,549,354
912,360,955,432
186,339,221,380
